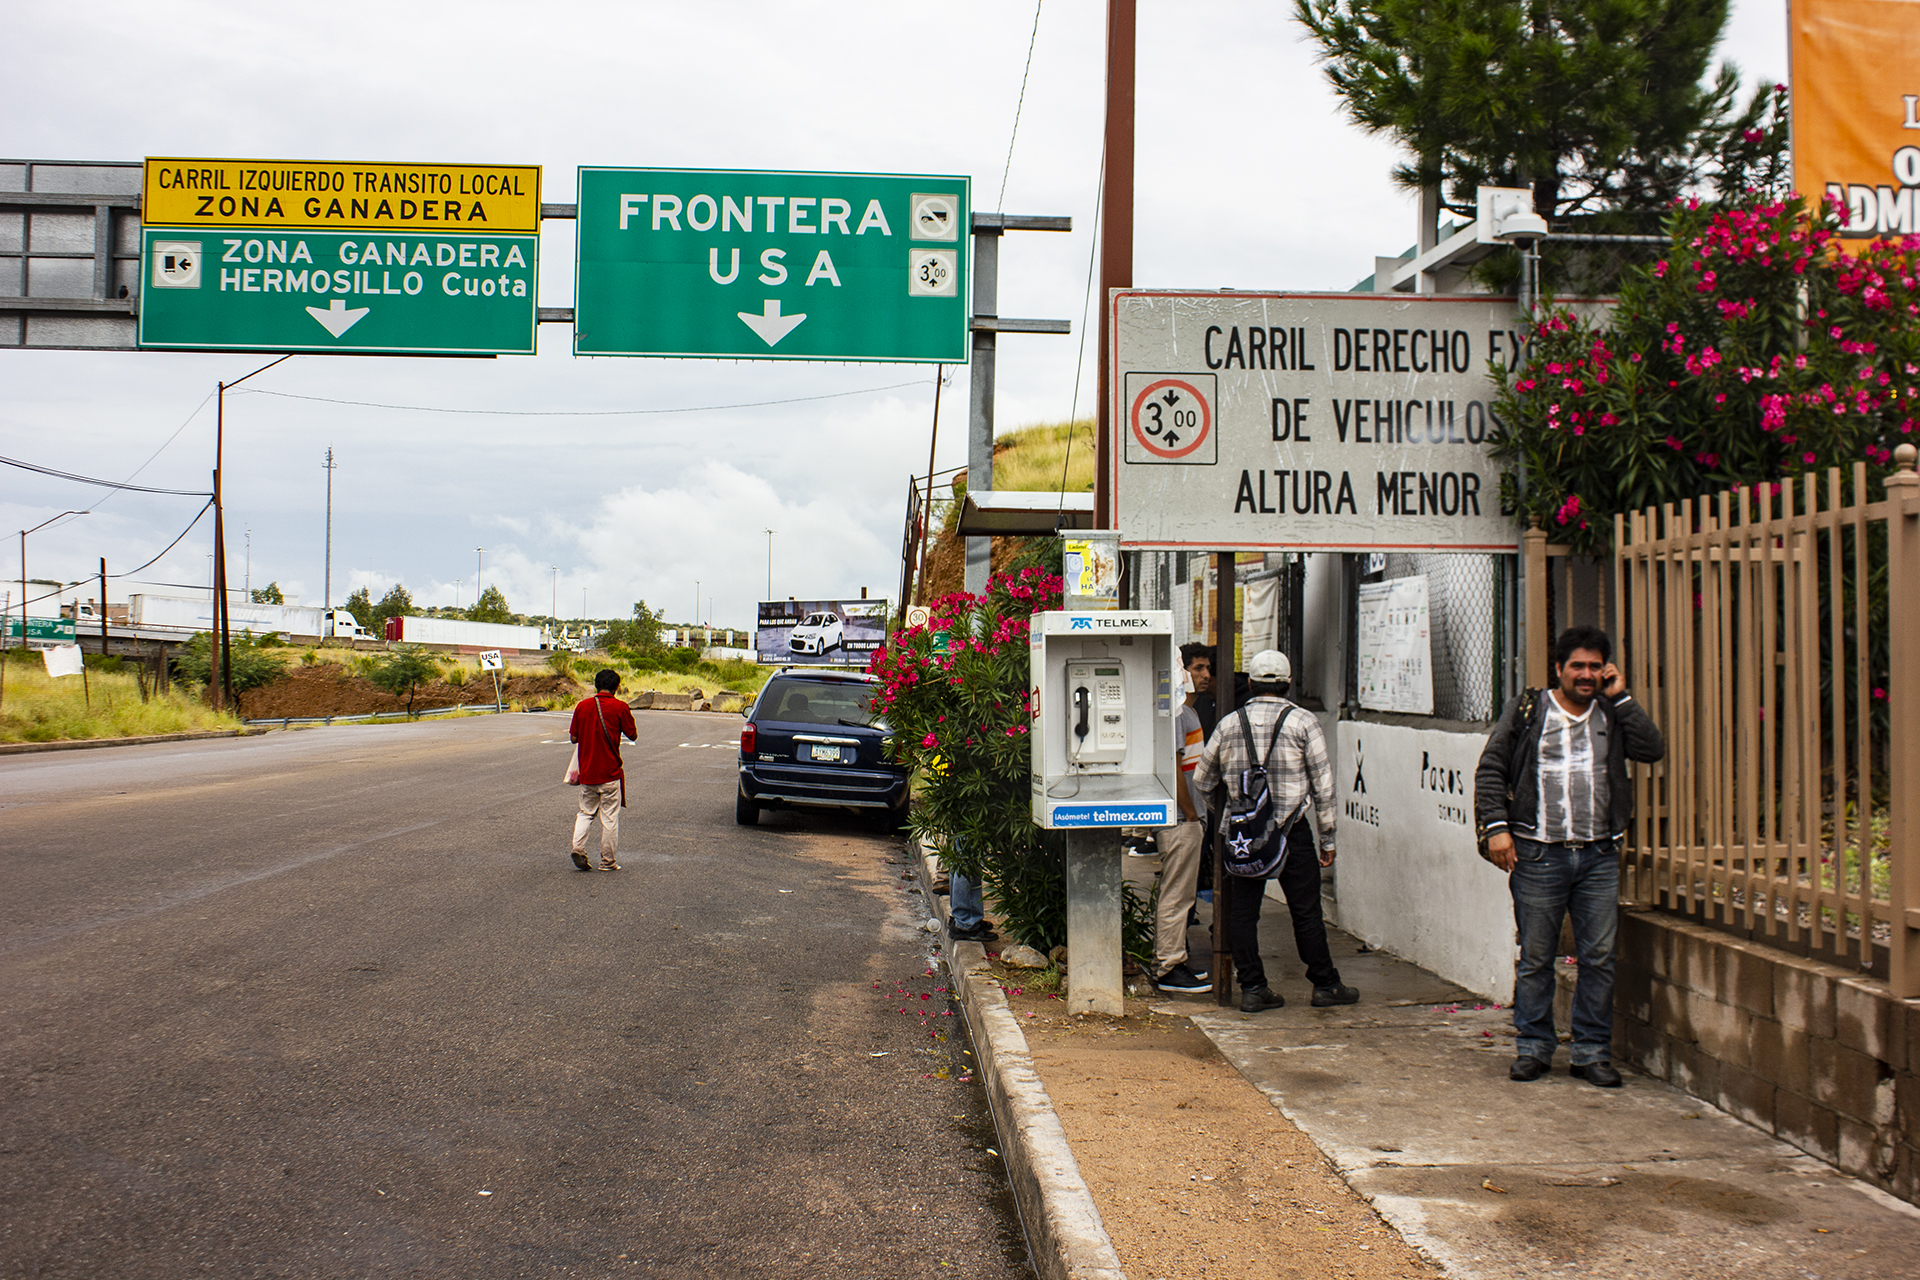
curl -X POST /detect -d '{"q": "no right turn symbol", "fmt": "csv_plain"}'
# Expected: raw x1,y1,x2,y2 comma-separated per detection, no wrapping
1124,373,1216,464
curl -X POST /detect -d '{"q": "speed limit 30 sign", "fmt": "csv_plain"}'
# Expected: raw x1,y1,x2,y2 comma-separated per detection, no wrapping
1125,372,1216,464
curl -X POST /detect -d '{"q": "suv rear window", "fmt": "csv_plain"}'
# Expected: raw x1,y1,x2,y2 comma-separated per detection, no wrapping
758,677,882,728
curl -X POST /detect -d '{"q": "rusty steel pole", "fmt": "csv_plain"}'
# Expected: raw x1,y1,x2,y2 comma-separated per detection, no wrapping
1095,0,1134,532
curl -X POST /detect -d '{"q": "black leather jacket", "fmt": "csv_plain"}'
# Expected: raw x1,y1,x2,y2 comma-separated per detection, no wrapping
1474,688,1666,842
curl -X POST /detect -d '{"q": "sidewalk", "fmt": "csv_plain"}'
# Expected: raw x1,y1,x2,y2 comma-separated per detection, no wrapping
915,844,1920,1279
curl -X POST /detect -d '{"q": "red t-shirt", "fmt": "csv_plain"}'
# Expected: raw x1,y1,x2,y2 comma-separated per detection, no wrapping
570,692,637,785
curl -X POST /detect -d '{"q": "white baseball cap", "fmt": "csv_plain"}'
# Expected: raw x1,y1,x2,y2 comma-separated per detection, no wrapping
1248,649,1291,682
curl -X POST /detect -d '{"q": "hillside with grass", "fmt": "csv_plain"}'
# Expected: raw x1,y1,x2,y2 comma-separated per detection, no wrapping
918,418,1093,599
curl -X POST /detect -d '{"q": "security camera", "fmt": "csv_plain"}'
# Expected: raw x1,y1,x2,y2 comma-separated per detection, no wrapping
1477,186,1549,245
1496,210,1549,243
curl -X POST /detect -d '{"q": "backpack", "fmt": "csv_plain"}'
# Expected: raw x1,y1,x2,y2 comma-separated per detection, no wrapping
1220,704,1305,879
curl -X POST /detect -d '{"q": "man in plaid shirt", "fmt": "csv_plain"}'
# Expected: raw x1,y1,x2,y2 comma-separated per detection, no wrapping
1193,649,1358,1012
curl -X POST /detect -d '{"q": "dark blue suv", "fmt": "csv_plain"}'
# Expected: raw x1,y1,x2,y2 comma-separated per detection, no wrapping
736,669,909,828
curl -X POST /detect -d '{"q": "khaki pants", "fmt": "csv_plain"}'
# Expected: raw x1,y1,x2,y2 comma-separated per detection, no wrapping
1153,819,1205,974
572,781,622,861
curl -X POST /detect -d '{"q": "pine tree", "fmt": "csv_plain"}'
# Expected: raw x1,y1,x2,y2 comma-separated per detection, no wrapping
374,584,414,632
469,586,512,624
344,586,375,631
1294,0,1780,222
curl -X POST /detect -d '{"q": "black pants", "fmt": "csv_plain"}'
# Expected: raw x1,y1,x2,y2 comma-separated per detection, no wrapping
1226,823,1339,992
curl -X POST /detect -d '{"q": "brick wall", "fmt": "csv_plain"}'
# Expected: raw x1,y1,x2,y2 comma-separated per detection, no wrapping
1599,911,1917,1204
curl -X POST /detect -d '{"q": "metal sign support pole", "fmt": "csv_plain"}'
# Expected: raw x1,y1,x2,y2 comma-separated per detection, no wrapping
965,230,999,596
492,669,503,713
1212,551,1238,1006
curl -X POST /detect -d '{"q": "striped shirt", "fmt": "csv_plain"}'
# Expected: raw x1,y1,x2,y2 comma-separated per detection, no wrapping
1524,694,1611,842
1192,696,1336,850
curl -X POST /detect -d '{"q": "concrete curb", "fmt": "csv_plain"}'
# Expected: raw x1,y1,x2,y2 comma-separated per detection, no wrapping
0,728,248,756
909,838,1126,1280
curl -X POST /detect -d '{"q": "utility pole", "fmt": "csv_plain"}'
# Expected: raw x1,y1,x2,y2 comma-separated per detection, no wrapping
764,531,775,601
550,566,558,625
1095,0,1136,533
208,356,290,708
914,369,943,605
475,547,484,602
98,557,109,657
244,527,251,598
322,448,337,612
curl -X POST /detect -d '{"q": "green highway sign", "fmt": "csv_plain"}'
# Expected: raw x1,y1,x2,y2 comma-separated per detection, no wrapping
136,227,538,354
574,167,970,363
4,617,77,642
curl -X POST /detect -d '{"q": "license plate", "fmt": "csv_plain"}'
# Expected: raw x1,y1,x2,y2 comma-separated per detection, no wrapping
805,744,849,763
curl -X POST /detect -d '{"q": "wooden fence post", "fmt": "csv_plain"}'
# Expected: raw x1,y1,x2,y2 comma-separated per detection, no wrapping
1885,443,1919,997
1523,525,1549,688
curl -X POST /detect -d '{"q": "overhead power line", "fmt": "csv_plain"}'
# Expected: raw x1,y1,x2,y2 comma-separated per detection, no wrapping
239,380,932,417
998,0,1045,210
11,499,214,610
0,454,213,497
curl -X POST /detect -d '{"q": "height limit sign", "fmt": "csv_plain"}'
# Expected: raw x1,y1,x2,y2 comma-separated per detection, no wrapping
1125,373,1216,465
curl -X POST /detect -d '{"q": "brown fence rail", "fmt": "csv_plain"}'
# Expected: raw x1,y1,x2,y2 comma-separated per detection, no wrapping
1614,448,1920,997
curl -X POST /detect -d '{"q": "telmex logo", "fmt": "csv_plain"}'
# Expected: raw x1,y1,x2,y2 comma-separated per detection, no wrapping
1067,615,1149,630
1070,617,1092,630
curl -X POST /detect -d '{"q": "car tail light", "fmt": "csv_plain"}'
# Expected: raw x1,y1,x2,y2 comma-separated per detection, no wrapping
740,723,757,755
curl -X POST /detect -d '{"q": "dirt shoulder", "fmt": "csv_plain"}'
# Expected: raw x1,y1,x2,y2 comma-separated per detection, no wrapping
237,664,580,719
993,971,1440,1280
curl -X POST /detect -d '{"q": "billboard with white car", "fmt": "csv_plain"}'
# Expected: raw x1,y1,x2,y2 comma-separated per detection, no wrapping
755,599,889,666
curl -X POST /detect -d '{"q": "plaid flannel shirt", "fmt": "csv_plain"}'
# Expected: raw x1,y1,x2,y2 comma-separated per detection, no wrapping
1192,695,1337,850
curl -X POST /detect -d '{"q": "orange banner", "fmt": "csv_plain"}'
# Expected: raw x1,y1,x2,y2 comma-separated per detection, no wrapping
1792,0,1920,242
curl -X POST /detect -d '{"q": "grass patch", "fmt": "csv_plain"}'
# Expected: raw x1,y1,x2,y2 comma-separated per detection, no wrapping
991,419,1096,493
0,662,239,743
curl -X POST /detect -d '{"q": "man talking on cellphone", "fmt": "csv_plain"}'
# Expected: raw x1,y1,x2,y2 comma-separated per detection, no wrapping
1475,627,1665,1089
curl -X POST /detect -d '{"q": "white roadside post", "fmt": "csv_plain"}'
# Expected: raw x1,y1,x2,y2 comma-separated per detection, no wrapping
1030,610,1177,1014
479,649,504,712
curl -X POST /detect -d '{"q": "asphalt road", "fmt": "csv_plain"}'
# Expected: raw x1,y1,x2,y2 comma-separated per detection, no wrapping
0,711,1032,1279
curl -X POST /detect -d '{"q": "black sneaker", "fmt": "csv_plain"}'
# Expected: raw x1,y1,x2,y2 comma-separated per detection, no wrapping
1152,963,1211,993
948,920,998,943
1310,982,1360,1007
1510,1055,1551,1082
1240,985,1286,1013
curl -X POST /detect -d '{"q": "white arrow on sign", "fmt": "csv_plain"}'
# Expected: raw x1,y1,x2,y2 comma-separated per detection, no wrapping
737,299,807,347
306,298,370,338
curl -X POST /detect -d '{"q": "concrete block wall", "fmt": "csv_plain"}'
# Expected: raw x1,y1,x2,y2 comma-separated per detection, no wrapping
1603,911,1917,1205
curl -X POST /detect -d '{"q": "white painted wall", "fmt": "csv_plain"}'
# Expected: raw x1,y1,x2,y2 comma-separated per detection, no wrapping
1328,720,1516,1000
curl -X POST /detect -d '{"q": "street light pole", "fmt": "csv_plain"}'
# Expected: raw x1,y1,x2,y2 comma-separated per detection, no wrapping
16,510,89,650
764,529,775,600
322,448,337,613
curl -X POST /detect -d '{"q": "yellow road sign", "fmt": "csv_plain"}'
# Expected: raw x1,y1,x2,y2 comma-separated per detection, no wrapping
143,158,541,233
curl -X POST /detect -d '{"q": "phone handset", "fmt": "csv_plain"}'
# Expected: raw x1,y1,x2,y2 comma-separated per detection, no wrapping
1065,660,1128,765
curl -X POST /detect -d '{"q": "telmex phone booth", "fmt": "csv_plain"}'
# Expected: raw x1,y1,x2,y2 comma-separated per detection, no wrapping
1028,610,1179,829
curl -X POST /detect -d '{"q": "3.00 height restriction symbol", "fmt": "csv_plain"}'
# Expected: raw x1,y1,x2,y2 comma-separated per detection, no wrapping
1126,375,1215,463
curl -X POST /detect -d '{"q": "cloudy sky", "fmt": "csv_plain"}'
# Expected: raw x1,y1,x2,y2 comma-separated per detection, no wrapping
4,1,1788,630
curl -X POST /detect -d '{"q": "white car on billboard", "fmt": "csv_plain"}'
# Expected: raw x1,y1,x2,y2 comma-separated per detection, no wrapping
787,612,844,655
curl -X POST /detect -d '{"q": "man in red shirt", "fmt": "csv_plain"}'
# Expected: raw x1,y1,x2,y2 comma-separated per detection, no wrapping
568,668,638,871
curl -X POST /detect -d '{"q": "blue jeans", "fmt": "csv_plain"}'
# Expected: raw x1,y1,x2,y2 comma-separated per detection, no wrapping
1510,837,1619,1066
950,873,984,931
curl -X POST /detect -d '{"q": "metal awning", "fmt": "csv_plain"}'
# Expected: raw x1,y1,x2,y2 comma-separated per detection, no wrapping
956,489,1095,536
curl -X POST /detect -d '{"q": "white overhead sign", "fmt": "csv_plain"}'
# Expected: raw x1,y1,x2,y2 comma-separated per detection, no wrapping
1110,291,1526,552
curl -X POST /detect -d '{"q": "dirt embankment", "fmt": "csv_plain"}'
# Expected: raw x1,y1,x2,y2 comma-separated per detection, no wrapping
236,665,580,720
